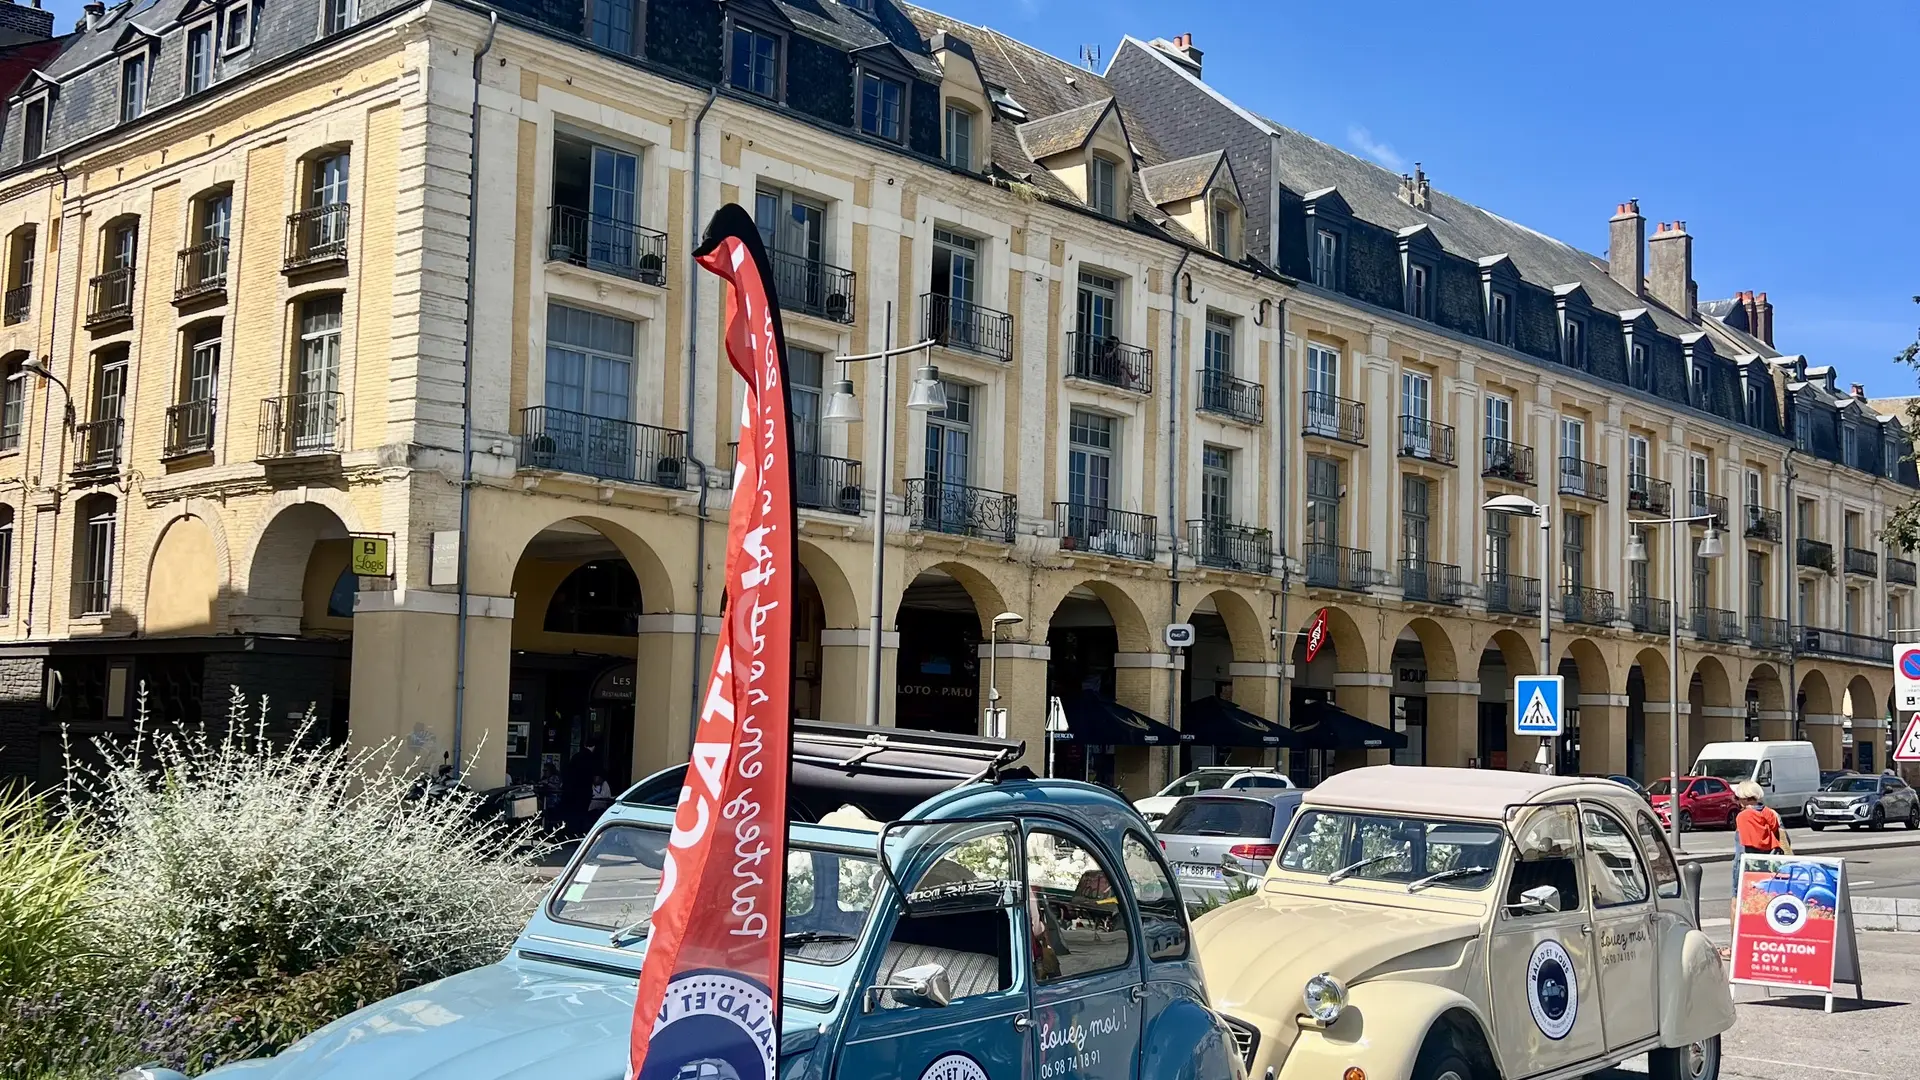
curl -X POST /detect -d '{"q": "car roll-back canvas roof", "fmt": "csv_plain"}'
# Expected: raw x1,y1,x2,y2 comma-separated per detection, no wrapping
1302,766,1636,820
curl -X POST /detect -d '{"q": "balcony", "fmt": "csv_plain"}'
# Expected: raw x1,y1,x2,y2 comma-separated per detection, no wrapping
1627,474,1671,517
1304,543,1373,592
259,392,345,460
164,399,215,457
284,204,350,271
1481,438,1534,485
73,577,109,618
1302,391,1365,445
515,405,688,487
72,418,122,475
1845,546,1878,578
1626,595,1671,635
547,206,667,287
1055,503,1155,561
766,247,854,324
1198,369,1263,424
1400,561,1463,605
174,239,228,303
922,293,1013,362
86,268,134,328
3,283,29,325
1557,457,1607,501
1397,416,1456,467
1747,616,1790,652
1561,586,1617,626
1692,606,1741,644
907,478,1016,543
1483,573,1540,616
1797,537,1835,573
1797,626,1894,663
795,452,864,515
1686,489,1728,530
1067,332,1152,393
1187,519,1271,574
1744,504,1782,543
1890,557,1917,587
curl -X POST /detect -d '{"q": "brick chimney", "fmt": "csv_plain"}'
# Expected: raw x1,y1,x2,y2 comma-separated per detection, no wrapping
1396,163,1431,212
1851,383,1868,403
1648,219,1694,320
1608,199,1644,297
1150,33,1203,78
1753,290,1774,347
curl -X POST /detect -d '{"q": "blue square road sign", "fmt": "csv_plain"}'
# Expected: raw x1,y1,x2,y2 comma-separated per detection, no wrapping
1514,675,1564,736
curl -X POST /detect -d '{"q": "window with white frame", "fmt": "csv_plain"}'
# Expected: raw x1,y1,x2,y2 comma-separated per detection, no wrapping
729,23,780,98
1314,229,1338,289
1306,343,1339,434
943,104,973,171
76,495,116,616
1559,416,1586,465
1630,342,1651,390
186,23,214,94
1562,510,1587,591
1401,371,1431,456
1628,434,1650,483
1201,444,1232,525
1562,317,1585,369
1090,155,1118,218
1406,263,1430,319
1067,410,1114,514
1797,578,1812,627
1689,453,1710,514
1749,552,1768,618
590,0,637,54
859,71,904,142
1489,290,1511,346
1401,474,1430,569
222,3,251,52
1628,525,1650,602
120,53,148,123
323,0,353,34
1485,508,1510,580
1888,438,1902,479
1306,456,1340,548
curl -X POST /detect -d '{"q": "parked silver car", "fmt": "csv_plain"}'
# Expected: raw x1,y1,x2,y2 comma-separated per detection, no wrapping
1805,773,1920,830
1153,790,1305,905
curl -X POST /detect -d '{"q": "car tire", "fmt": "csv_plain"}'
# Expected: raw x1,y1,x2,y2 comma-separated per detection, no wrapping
1907,806,1919,830
1869,806,1886,831
1679,810,1694,833
1411,1039,1476,1080
1649,1035,1721,1080
1809,821,1825,831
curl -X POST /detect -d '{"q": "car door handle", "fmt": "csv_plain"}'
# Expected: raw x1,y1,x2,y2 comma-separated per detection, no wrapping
1013,1016,1032,1032
1129,985,1146,1002
1580,924,1593,935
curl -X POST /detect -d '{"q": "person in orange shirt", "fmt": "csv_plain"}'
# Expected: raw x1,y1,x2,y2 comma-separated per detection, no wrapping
1728,780,1789,936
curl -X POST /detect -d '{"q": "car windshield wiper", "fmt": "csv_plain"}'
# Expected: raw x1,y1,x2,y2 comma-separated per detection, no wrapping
782,930,858,945
609,918,652,946
1327,853,1400,883
1405,866,1490,893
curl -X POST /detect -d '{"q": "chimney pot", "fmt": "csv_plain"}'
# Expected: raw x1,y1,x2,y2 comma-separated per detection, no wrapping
1608,198,1646,297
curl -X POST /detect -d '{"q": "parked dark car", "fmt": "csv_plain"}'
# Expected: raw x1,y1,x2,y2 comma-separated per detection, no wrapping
1806,773,1920,831
1580,773,1650,800
1154,791,1305,906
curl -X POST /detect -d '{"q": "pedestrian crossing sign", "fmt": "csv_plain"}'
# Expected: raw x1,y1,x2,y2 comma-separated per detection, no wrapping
1896,713,1920,763
1514,675,1564,737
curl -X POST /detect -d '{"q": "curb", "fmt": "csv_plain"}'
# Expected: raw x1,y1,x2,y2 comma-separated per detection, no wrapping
1853,897,1920,932
1675,835,1920,865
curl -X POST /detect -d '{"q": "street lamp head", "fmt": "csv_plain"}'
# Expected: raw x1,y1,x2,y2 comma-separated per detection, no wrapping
822,378,860,423
992,611,1023,627
1482,493,1542,517
1698,526,1726,560
906,365,946,413
1625,531,1649,564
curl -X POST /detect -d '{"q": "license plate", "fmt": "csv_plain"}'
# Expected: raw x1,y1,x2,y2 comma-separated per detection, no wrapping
1174,862,1223,881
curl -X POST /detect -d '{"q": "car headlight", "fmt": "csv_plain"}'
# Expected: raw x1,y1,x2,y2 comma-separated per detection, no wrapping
1303,971,1348,1024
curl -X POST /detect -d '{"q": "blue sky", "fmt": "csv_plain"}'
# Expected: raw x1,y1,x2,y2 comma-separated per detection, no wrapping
38,0,1917,393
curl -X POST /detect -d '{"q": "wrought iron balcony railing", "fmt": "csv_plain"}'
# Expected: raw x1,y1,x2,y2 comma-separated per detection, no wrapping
3,283,30,325
1304,543,1373,592
1797,626,1893,663
259,391,345,459
1744,504,1782,543
1687,489,1729,529
547,205,668,286
1692,606,1741,643
1558,456,1607,501
765,247,854,324
1302,390,1365,444
73,577,110,617
1796,537,1835,573
1198,369,1262,423
1400,561,1463,604
1746,616,1790,652
284,204,350,270
1187,519,1272,574
1561,585,1617,626
1067,332,1152,393
794,452,864,515
1626,595,1671,635
73,417,121,474
1890,557,1917,587
1845,546,1878,578
1055,502,1155,561
1483,573,1540,616
923,293,1013,361
1397,415,1455,466
86,268,134,327
515,405,686,487
907,478,1016,543
1627,474,1671,517
164,399,215,457
1481,437,1534,484
175,239,228,301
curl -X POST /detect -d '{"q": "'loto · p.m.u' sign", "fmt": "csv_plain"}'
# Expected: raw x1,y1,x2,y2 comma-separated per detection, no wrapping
627,203,796,1080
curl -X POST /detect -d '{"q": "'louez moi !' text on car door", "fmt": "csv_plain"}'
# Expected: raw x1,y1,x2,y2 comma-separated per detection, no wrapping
1025,825,1144,1080
1488,804,1607,1073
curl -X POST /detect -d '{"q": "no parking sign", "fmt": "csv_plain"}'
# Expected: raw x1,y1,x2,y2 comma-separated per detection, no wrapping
1897,645,1920,711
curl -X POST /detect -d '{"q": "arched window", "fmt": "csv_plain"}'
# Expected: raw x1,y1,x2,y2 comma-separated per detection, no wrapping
4,224,36,323
544,559,641,636
74,493,117,616
0,351,26,451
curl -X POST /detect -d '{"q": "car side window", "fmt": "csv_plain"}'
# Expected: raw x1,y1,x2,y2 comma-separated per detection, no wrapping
1580,807,1649,908
1504,804,1582,917
874,827,1017,1007
1631,811,1682,899
1757,761,1774,786
1026,829,1134,982
1122,832,1189,962
1702,779,1727,796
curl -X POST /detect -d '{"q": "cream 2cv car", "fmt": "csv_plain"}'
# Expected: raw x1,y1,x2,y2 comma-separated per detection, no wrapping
1193,767,1735,1080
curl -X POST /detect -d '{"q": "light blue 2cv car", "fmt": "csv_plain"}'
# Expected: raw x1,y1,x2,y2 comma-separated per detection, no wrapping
147,723,1246,1080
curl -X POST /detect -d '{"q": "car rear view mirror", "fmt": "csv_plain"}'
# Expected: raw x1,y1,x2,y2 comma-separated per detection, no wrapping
1508,885,1561,915
872,962,954,1010
880,818,1022,917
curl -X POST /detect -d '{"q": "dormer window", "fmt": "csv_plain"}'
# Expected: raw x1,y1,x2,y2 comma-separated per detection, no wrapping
1843,424,1857,466
1630,342,1651,390
120,54,147,123
590,0,637,54
186,22,214,94
1744,380,1762,427
222,3,251,52
729,24,780,99
1562,316,1585,369
1887,439,1901,479
1690,363,1709,409
324,0,354,34
944,103,974,171
1314,229,1339,289
21,98,45,162
1488,289,1512,346
1406,262,1431,319
1794,405,1811,450
859,71,904,143
1211,204,1232,257
1090,155,1118,218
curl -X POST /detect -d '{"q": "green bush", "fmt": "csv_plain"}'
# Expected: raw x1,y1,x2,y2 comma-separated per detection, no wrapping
0,787,98,994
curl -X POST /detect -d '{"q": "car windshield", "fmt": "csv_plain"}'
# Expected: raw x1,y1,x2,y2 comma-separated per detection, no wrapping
1693,758,1755,783
1158,770,1236,798
548,823,882,963
1826,777,1880,793
1160,797,1273,837
1279,810,1504,889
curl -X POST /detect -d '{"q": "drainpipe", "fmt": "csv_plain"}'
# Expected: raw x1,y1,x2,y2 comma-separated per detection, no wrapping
1785,448,1798,739
24,158,70,641
1164,251,1191,776
451,11,498,778
684,86,720,750
1272,295,1290,759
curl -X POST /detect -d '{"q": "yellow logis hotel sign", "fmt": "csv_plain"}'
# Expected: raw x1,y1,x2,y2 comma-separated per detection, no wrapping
350,536,391,577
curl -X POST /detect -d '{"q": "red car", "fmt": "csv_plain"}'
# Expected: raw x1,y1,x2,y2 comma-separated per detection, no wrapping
1649,775,1739,830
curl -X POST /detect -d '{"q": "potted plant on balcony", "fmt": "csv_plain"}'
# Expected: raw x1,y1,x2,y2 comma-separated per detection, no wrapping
654,456,686,488
824,292,849,322
837,484,863,515
637,251,664,281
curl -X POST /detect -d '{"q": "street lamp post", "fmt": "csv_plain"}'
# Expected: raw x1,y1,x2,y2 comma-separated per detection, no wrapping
1627,512,1725,856
986,611,1023,738
823,300,945,728
1484,494,1554,773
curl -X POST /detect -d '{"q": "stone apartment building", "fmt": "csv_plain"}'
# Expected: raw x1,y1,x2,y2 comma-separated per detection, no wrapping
0,0,1903,794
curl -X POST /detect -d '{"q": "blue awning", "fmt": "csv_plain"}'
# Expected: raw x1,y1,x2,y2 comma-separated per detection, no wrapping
1183,696,1299,747
1057,692,1191,746
1291,700,1407,751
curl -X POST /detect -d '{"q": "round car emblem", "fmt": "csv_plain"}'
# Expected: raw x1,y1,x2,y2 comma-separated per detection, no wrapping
919,1054,989,1080
1526,939,1578,1041
1765,894,1808,935
636,972,777,1080
1190,845,1201,857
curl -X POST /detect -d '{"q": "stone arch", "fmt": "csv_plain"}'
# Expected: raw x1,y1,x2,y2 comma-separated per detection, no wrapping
797,539,860,630
1745,662,1787,714
144,511,228,635
1845,674,1880,721
236,499,351,634
1033,578,1153,654
233,488,364,599
1629,646,1671,695
1387,615,1464,683
1692,655,1734,709
901,558,1011,636
1294,603,1368,672
1559,637,1614,695
1800,668,1835,715
1183,588,1268,663
1476,627,1537,677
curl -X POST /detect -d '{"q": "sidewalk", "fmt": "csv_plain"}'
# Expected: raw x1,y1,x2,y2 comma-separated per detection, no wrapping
1672,824,1920,865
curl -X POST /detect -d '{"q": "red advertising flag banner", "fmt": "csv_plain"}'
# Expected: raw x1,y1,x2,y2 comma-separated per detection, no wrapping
628,203,796,1080
1303,608,1329,664
1728,852,1844,995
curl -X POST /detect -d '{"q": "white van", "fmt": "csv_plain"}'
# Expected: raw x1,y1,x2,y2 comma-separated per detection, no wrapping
1692,741,1822,821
